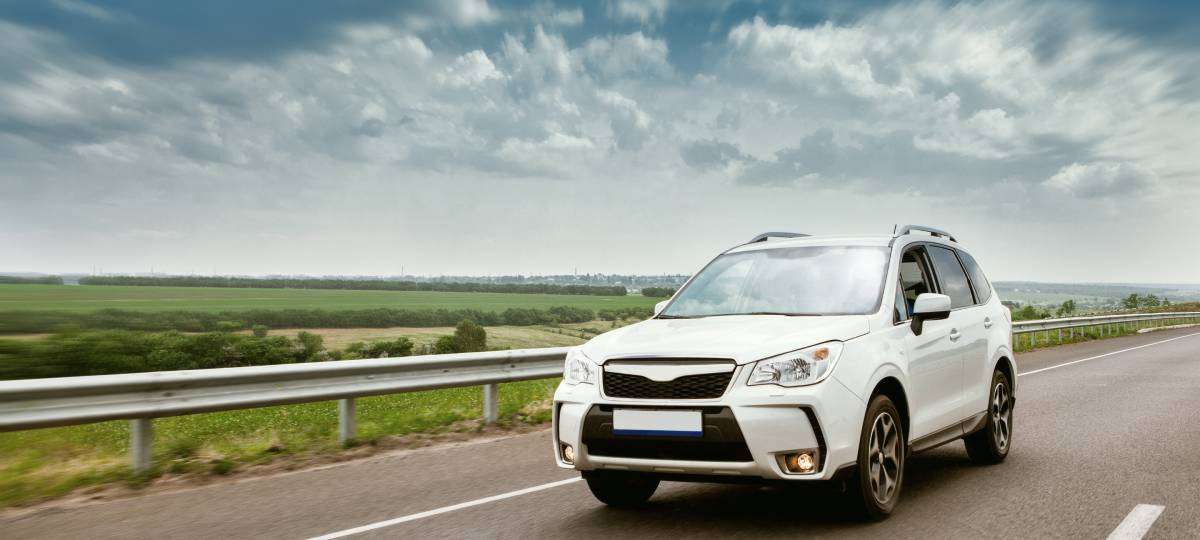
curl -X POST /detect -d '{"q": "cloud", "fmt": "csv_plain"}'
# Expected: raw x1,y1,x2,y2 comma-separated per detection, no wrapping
0,1,498,67
1043,162,1160,199
680,139,749,171
438,50,505,88
1,0,1199,281
610,0,669,25
579,32,672,80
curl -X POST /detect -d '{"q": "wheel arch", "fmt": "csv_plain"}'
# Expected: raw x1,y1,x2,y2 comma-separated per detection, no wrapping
993,354,1016,399
869,376,910,445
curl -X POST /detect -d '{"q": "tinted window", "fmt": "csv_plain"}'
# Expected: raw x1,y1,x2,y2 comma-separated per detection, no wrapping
663,246,889,317
898,247,935,318
957,250,992,303
927,246,975,309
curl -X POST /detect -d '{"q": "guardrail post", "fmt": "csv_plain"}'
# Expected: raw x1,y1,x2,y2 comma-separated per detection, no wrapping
483,383,499,424
338,398,356,446
130,418,152,473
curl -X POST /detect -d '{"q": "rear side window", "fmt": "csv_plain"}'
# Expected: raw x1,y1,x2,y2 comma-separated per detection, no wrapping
957,250,992,303
927,246,975,309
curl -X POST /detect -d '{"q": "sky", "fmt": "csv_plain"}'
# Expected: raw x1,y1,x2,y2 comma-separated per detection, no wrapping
1,0,1198,282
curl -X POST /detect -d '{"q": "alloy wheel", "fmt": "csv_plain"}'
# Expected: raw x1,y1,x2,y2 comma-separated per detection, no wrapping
867,411,901,504
991,381,1012,451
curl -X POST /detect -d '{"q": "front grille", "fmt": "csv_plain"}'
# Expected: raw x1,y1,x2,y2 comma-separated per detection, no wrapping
603,370,733,399
582,405,752,462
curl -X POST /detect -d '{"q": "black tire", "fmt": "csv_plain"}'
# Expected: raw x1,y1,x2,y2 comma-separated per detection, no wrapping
964,369,1013,464
846,394,905,521
583,471,659,507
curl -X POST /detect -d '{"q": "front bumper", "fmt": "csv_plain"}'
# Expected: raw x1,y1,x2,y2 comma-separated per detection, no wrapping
553,366,867,481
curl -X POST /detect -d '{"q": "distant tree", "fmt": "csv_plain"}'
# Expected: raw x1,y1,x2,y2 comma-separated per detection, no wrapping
1140,294,1161,307
452,319,487,353
1011,305,1053,321
251,325,269,338
640,287,677,298
1163,298,1172,306
1056,299,1077,317
215,321,243,333
295,331,325,361
1122,294,1140,309
434,335,458,354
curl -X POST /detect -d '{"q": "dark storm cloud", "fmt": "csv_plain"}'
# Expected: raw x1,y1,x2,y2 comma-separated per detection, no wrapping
0,1,465,67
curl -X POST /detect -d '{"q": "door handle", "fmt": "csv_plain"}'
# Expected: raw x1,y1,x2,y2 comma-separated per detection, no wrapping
984,317,993,329
949,328,961,341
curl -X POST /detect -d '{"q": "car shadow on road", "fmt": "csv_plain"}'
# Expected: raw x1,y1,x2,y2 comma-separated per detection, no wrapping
571,446,985,537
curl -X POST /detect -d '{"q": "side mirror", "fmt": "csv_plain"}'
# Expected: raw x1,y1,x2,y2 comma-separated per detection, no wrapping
654,300,669,316
911,293,951,335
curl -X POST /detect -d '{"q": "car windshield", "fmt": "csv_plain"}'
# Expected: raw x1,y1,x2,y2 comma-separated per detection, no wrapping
661,246,890,318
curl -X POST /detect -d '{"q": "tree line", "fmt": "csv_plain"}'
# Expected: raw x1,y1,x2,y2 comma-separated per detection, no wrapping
0,275,64,285
0,320,493,380
0,305,639,334
79,276,628,296
639,287,677,297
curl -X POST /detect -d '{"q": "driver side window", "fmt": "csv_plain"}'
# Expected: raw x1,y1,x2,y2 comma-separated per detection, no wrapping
895,246,935,323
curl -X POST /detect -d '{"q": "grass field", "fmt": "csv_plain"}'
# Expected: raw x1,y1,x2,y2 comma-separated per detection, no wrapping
0,284,656,313
0,379,560,507
0,284,645,506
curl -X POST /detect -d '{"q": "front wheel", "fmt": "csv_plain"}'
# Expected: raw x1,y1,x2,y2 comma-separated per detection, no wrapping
583,471,659,507
964,369,1013,464
846,394,905,520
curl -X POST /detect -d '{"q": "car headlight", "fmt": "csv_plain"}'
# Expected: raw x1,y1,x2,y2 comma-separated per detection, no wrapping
748,342,843,387
563,348,595,385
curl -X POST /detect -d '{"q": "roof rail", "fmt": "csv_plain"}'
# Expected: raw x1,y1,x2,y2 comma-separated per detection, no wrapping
894,224,956,243
747,231,810,244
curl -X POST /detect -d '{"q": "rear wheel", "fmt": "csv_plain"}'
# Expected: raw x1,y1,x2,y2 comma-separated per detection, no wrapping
583,471,659,507
965,369,1013,464
846,394,905,520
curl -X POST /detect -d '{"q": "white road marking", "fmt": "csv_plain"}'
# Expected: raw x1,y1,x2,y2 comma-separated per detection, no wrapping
1019,331,1200,377
306,477,582,539
1107,504,1165,540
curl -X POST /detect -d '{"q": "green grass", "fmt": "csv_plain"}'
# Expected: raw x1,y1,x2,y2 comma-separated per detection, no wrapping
0,379,560,507
0,284,655,314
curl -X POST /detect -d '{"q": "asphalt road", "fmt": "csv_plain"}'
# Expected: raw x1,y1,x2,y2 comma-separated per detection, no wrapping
4,328,1199,539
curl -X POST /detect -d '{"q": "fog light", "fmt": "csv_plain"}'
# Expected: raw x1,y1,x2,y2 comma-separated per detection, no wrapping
783,451,816,474
561,443,575,464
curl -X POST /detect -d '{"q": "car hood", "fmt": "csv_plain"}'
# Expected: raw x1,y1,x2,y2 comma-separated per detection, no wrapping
581,315,871,365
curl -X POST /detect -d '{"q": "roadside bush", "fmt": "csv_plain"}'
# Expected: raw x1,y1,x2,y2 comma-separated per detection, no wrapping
433,335,458,354
251,325,269,337
339,338,415,360
0,330,331,380
432,320,489,354
0,306,600,334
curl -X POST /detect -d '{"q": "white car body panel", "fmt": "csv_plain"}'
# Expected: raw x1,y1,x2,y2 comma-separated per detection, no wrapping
553,232,1014,484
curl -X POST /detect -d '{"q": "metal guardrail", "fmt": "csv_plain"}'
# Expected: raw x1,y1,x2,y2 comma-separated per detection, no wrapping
0,311,1197,473
1012,311,1200,348
0,347,568,472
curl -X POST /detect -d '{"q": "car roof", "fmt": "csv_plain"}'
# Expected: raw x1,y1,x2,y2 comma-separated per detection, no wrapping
725,233,962,254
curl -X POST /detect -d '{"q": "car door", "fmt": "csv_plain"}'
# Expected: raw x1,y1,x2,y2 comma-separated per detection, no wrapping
898,246,964,439
925,245,986,424
956,249,1000,417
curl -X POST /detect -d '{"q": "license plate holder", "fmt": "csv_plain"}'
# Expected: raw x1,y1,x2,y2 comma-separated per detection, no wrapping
612,409,702,438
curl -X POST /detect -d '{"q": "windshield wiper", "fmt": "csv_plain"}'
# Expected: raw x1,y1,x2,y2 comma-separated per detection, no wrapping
655,314,695,319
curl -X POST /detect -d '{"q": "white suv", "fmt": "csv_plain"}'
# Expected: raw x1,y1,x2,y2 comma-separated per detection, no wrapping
552,226,1014,519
